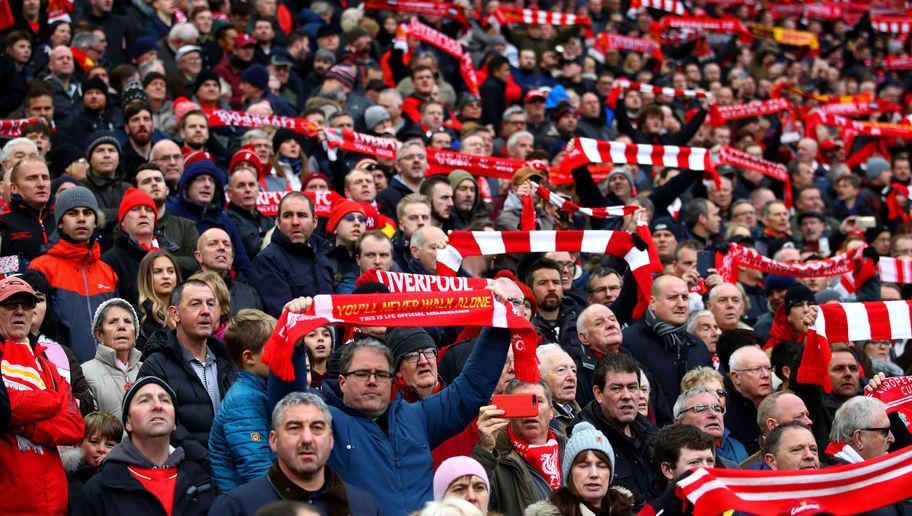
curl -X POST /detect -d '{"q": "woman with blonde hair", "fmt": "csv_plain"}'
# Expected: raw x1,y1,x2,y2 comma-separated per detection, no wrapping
136,250,182,348
189,271,232,340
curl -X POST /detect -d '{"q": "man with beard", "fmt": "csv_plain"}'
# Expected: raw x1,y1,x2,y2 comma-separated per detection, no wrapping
302,48,335,100
537,344,579,433
763,421,820,471
179,110,224,162
195,228,263,313
448,170,488,228
80,131,129,243
138,280,238,449
419,175,456,231
527,259,584,361
133,163,200,276
571,353,658,500
215,33,256,110
209,392,381,515
120,102,155,179
673,387,747,466
63,77,118,150
622,275,712,415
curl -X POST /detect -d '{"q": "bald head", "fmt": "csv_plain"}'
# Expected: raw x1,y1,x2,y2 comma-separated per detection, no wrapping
151,139,184,183
48,45,74,78
195,228,234,274
577,303,622,355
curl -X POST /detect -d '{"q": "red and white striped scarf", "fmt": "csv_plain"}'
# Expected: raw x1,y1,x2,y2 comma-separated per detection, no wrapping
676,443,912,515
364,0,469,26
708,98,791,127
493,7,590,26
531,182,638,219
871,14,912,33
356,269,490,292
630,0,688,15
605,79,707,109
261,290,539,382
323,128,400,160
840,256,912,292
560,137,713,176
426,148,520,179
717,146,792,207
436,230,655,317
403,19,479,95
800,300,912,391
0,117,44,138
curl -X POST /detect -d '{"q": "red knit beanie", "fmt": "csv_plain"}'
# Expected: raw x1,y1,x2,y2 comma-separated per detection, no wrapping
229,149,263,176
118,188,158,222
326,199,365,234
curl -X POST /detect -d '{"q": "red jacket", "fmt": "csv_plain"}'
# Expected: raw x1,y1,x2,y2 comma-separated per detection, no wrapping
0,341,85,515
213,54,248,111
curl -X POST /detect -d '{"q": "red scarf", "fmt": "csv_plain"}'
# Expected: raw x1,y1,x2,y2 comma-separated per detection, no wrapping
868,375,912,433
709,98,791,127
128,466,178,516
886,56,912,70
532,182,639,219
605,79,707,109
356,269,490,292
0,117,44,138
323,128,400,160
426,148,520,179
763,305,805,351
717,146,792,207
508,426,562,490
403,19,479,95
364,0,469,27
176,98,320,138
591,33,663,63
262,290,539,382
494,7,591,26
805,111,912,139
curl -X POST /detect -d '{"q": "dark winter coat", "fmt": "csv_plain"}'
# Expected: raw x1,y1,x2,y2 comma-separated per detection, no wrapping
376,176,416,219
137,330,237,450
226,202,273,260
80,169,129,239
102,232,179,306
0,195,54,262
251,229,334,317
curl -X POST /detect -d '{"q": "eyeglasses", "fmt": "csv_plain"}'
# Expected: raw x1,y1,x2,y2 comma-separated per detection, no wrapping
862,427,891,437
735,366,773,375
343,369,394,382
680,404,726,415
507,297,526,307
554,261,576,271
588,286,621,295
156,153,183,162
400,154,426,161
402,347,438,364
0,300,37,311
714,389,727,399
343,214,368,224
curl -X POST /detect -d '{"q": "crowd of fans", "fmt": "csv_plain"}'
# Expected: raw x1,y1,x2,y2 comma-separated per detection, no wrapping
2,0,912,514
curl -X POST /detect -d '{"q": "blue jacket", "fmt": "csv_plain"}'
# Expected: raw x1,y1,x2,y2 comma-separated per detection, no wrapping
208,371,274,491
251,229,334,317
269,327,511,516
717,428,749,464
165,163,252,279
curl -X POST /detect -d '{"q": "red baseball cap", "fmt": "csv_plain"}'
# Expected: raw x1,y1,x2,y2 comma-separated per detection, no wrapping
0,276,38,303
235,33,256,47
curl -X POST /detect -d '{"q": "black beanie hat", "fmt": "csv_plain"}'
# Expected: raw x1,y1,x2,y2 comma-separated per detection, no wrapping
272,127,302,153
121,376,177,429
193,68,220,93
384,327,436,371
784,284,816,313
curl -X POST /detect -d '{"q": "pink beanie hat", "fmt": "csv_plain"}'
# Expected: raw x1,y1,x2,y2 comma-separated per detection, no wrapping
433,456,490,501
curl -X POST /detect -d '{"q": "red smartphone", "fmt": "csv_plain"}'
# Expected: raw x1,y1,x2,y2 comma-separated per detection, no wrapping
491,394,539,418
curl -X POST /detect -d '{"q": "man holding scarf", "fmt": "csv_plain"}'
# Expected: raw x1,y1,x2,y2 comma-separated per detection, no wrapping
473,379,566,515
622,275,712,414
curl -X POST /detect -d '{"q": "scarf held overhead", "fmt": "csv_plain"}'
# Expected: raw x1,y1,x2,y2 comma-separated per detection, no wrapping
868,375,912,433
403,18,478,95
436,230,655,317
676,442,912,516
364,0,468,26
261,290,539,382
493,7,590,26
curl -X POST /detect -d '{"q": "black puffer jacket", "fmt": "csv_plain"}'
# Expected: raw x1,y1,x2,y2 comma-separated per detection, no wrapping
137,330,236,450
226,202,274,260
224,275,263,314
0,196,55,262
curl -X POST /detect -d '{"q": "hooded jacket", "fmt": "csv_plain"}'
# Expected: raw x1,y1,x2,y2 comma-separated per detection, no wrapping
448,169,490,228
251,229,334,317
137,330,237,450
165,164,252,280
29,237,118,362
0,340,85,516
0,195,55,262
81,344,143,421
73,438,216,516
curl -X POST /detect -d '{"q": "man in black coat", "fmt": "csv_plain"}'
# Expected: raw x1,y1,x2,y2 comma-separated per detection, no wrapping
571,353,658,505
194,228,263,314
0,157,54,262
209,392,382,515
138,280,237,450
225,150,274,260
480,55,510,130
622,275,712,415
527,259,584,361
251,192,334,317
74,377,216,516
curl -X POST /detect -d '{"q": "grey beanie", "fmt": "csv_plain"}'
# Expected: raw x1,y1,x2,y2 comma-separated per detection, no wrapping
563,422,616,484
121,376,177,428
364,105,391,131
865,156,891,180
606,167,635,189
92,297,140,342
54,185,100,221
85,131,122,159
